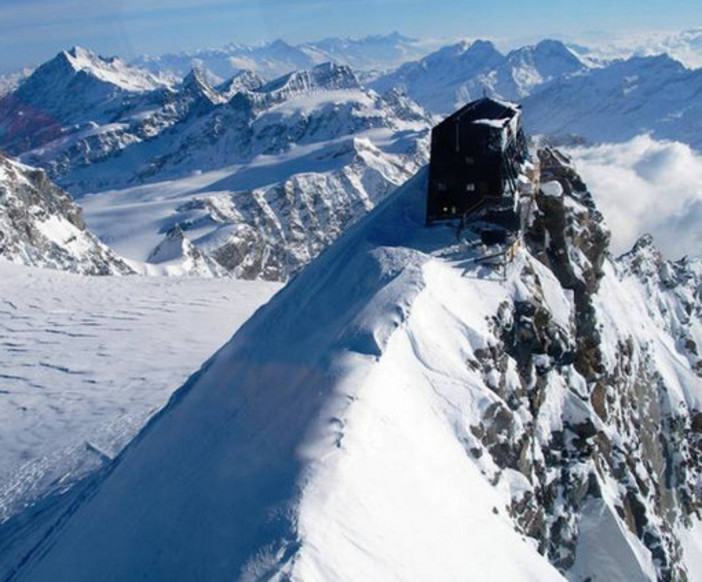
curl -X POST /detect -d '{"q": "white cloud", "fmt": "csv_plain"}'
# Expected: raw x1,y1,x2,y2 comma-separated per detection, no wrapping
566,134,702,259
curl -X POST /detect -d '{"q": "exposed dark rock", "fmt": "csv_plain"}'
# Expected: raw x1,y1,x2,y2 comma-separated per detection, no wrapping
0,153,133,275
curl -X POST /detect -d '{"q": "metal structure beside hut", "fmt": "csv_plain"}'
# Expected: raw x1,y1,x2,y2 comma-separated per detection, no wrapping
426,97,531,243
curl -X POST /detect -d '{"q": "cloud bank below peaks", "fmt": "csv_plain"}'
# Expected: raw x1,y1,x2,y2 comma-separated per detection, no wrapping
567,134,702,260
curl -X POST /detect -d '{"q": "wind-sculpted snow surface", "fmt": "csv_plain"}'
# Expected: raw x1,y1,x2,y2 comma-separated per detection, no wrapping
4,152,702,581
0,260,280,524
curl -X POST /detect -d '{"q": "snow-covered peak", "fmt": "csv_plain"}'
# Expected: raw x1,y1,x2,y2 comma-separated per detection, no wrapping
217,70,265,99
370,39,515,114
460,38,504,61
259,61,361,97
180,68,224,104
56,46,166,92
507,39,587,95
522,52,702,147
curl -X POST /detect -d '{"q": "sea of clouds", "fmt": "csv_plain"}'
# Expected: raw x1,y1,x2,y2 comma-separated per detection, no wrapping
567,135,702,260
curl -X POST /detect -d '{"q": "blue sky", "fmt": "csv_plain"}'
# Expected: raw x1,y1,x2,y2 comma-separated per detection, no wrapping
1,0,701,73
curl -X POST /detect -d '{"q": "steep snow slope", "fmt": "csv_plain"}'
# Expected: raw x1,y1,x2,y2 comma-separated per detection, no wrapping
0,153,132,274
0,260,280,522
2,170,564,582
5,152,702,581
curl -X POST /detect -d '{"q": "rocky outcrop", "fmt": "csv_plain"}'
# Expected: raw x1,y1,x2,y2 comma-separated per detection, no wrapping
467,148,701,580
0,153,133,274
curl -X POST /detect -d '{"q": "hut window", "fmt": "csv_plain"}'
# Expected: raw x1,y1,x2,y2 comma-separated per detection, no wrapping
465,156,475,165
465,183,476,192
437,182,447,192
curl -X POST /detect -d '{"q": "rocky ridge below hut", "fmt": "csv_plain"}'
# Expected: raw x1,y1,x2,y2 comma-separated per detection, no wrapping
469,147,702,580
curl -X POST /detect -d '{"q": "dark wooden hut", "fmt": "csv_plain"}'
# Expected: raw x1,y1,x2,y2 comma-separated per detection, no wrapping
426,98,528,233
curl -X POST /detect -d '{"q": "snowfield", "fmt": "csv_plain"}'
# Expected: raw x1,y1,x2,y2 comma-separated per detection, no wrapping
0,260,280,522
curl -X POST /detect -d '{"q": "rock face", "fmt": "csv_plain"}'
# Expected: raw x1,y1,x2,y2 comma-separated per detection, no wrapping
0,153,133,274
470,148,702,580
162,137,425,281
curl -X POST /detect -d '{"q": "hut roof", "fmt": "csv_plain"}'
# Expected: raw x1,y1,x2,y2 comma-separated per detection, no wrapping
436,97,521,131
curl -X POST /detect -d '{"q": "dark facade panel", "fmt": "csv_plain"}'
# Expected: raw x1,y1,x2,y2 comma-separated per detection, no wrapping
426,98,527,228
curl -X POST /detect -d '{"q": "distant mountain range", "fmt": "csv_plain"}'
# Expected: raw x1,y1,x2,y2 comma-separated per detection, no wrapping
132,32,437,82
2,34,701,278
568,27,702,69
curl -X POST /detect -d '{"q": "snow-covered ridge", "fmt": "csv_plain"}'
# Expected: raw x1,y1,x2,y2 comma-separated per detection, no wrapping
57,46,167,92
0,153,132,274
371,38,588,115
3,150,701,581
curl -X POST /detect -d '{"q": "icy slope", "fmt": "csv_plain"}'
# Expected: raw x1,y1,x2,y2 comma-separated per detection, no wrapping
0,153,132,274
6,152,702,581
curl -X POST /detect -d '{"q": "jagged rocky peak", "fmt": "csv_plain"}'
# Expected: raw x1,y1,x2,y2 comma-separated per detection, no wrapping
618,233,702,379
217,70,265,99
378,87,432,122
484,147,700,580
259,61,361,96
0,152,133,275
180,68,224,104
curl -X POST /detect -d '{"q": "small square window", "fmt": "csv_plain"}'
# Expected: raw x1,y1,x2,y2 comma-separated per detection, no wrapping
465,156,475,165
465,183,476,192
437,182,447,192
